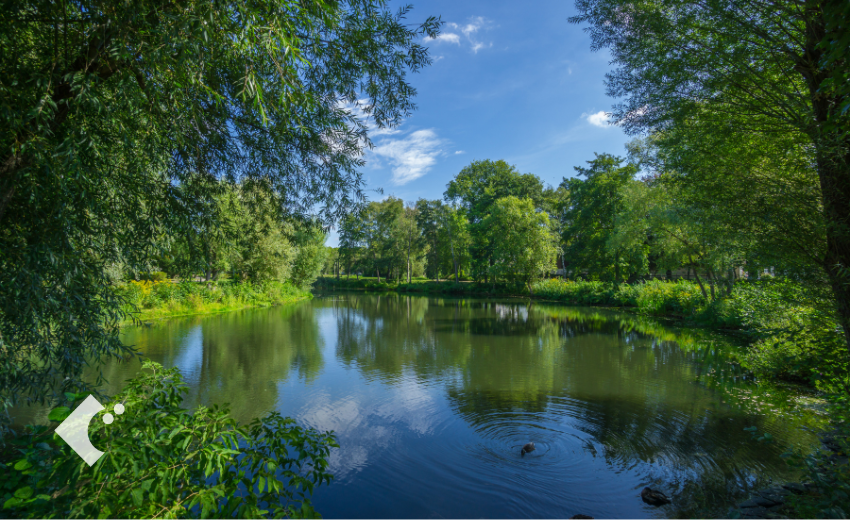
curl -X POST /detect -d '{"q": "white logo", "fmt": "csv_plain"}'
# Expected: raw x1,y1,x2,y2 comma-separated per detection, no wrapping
55,395,125,466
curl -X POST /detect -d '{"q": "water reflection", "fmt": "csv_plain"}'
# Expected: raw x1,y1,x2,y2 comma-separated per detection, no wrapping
14,293,824,518
110,302,325,424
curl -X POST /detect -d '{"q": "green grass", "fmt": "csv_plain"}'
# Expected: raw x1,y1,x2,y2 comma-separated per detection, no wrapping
115,279,312,323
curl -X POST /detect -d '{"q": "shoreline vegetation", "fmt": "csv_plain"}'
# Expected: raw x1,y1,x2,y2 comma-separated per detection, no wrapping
315,276,845,392
116,280,312,324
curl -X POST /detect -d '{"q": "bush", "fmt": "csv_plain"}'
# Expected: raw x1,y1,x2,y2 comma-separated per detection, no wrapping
0,361,337,518
139,271,169,282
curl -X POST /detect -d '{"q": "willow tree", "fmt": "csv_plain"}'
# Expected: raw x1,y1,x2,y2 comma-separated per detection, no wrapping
570,0,850,347
0,0,440,412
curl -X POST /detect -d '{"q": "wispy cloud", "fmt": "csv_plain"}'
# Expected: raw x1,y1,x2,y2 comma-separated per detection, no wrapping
454,150,465,155
429,16,494,54
432,33,460,45
585,111,612,128
371,129,444,185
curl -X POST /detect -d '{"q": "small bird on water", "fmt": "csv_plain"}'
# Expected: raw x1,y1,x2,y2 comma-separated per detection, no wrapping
640,487,671,506
520,442,536,457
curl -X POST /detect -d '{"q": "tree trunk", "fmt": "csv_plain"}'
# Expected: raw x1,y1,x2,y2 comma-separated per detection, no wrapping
689,258,708,300
376,267,380,283
802,13,850,352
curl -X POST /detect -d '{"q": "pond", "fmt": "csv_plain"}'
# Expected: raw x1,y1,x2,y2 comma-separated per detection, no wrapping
16,293,827,518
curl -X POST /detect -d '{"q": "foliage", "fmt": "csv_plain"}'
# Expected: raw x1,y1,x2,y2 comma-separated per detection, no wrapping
289,225,329,290
561,154,641,282
116,280,310,323
337,197,427,282
0,0,441,413
445,160,547,281
569,0,850,351
481,196,559,291
0,361,338,518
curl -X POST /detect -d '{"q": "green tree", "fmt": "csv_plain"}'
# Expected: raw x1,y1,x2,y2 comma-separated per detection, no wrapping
290,223,329,290
562,154,640,282
482,196,559,292
570,0,850,348
0,0,441,411
399,204,427,283
445,160,546,281
437,205,472,283
338,213,366,280
415,199,446,280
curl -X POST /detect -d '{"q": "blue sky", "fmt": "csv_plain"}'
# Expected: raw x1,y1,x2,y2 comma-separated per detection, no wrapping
327,0,632,246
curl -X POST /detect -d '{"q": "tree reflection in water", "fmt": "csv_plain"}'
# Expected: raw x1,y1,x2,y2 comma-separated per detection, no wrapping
27,293,824,518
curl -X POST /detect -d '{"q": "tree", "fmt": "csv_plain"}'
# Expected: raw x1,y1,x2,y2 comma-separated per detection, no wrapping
338,213,366,280
290,223,329,290
445,160,546,281
399,204,427,283
438,205,471,283
482,196,559,292
571,0,850,348
561,154,640,281
415,199,445,280
323,247,340,278
232,185,296,283
0,0,441,411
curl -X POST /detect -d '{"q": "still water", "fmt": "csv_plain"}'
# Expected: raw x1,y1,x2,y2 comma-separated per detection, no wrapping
27,293,827,518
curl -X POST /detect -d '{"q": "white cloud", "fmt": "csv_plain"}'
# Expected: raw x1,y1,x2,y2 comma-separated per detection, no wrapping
430,17,494,54
585,111,612,128
454,150,465,155
371,129,444,185
431,32,460,44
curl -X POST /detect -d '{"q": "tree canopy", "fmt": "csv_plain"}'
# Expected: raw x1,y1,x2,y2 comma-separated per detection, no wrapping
0,0,441,410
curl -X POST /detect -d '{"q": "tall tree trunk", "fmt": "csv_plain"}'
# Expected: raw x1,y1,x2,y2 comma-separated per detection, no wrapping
376,267,380,283
802,13,850,352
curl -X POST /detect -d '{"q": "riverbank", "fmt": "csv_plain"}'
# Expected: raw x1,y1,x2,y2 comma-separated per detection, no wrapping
315,276,849,518
315,276,844,389
115,280,311,324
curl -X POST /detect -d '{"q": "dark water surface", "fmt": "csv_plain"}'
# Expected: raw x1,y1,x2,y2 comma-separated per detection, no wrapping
17,293,827,518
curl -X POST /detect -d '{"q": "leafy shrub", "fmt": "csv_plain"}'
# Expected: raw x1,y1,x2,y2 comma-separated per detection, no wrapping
140,271,169,282
0,361,337,518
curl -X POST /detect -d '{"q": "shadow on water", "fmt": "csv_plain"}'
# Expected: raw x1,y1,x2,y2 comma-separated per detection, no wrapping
11,292,827,518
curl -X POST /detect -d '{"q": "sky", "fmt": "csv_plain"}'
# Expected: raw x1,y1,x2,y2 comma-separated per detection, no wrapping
327,0,633,246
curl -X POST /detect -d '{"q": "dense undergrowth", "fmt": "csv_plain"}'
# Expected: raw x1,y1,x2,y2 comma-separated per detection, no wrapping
1,361,336,518
115,280,312,323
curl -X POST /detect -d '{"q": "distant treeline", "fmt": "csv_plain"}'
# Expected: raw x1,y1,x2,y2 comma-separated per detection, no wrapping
322,154,821,302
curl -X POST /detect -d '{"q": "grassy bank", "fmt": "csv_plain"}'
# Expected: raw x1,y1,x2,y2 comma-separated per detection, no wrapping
115,280,311,323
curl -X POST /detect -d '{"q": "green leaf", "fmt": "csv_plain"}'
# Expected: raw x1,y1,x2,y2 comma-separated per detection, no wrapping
13,459,32,471
48,406,71,422
3,497,23,509
14,486,33,500
64,392,77,401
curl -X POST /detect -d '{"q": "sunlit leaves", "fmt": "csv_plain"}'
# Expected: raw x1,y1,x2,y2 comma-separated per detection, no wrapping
2,360,338,518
